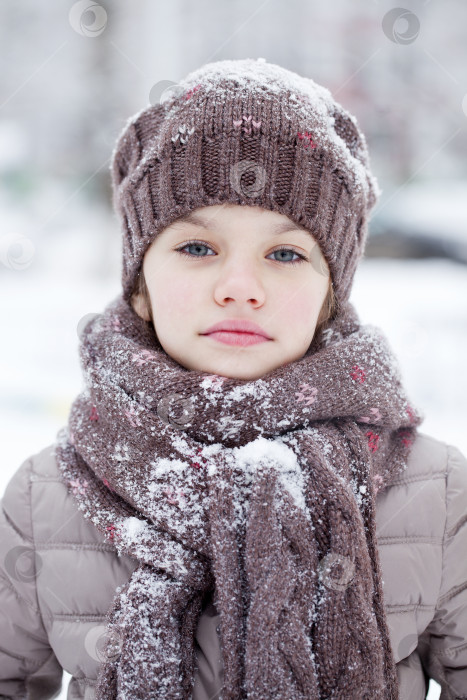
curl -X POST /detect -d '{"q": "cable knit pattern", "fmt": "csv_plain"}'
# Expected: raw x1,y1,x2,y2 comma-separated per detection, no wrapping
109,58,381,307
53,292,423,699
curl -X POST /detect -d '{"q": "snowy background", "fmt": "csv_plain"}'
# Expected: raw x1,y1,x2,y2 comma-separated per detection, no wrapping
2,1,467,697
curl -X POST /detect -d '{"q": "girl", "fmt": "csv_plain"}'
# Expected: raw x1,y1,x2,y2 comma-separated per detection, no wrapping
0,57,466,700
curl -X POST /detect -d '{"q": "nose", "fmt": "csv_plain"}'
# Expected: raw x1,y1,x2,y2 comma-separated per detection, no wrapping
213,256,266,307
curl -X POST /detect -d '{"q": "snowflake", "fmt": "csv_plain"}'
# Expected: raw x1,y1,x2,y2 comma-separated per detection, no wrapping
218,416,245,439
69,478,88,496
112,443,131,462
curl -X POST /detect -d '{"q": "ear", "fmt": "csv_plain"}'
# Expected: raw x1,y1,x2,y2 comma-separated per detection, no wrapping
131,292,152,322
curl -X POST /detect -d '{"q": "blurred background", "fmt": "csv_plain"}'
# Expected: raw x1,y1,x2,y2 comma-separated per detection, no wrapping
1,2,466,697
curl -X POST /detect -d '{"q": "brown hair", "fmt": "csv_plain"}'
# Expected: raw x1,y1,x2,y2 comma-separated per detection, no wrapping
130,268,338,349
131,269,155,326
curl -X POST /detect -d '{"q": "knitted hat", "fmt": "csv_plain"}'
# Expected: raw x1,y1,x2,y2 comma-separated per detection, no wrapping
110,57,381,307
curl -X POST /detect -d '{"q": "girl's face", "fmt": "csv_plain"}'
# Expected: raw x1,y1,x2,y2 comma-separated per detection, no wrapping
132,203,330,380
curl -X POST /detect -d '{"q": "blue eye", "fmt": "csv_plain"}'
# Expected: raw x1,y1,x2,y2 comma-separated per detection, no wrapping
272,245,308,266
174,240,308,267
176,241,214,258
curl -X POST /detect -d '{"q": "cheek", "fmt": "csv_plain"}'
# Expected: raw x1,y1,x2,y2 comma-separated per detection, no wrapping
280,282,325,326
152,273,199,318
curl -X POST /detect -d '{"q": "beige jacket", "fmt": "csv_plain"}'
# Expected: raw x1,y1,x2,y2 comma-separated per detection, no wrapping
0,432,466,699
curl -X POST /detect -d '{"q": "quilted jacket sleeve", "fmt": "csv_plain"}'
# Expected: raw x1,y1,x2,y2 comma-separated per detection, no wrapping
0,454,63,700
418,443,467,700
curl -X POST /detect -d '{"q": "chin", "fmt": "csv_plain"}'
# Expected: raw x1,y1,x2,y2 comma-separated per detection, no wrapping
217,364,275,381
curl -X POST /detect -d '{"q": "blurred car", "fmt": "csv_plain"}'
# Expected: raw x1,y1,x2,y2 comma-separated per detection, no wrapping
366,180,467,264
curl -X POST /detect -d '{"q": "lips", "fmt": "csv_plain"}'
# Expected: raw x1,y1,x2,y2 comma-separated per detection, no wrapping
201,319,272,339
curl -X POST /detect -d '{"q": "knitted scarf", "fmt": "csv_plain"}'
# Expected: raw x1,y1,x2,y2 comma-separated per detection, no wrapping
54,292,423,700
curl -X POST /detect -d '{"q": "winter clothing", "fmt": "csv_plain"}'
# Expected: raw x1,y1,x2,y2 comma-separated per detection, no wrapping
52,291,421,699
1,56,466,700
45,56,420,699
111,57,381,307
1,433,467,699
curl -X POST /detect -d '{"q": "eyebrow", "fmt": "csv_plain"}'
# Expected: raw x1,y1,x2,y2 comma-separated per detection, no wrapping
170,211,315,238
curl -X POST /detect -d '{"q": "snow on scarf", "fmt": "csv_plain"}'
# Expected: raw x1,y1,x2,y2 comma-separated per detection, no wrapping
54,292,423,699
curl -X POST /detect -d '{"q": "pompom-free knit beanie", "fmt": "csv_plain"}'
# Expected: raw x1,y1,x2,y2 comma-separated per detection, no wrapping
110,57,381,308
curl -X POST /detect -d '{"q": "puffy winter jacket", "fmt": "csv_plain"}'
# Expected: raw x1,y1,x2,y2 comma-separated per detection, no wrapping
0,431,466,700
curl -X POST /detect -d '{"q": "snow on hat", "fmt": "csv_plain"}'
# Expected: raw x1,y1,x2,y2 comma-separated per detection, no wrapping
110,57,381,306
